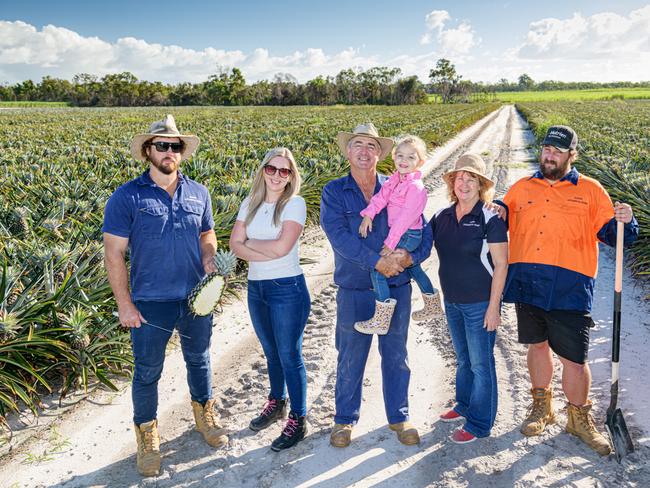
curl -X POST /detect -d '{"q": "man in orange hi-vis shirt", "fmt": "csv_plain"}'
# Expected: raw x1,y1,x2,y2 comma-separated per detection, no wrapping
501,125,639,456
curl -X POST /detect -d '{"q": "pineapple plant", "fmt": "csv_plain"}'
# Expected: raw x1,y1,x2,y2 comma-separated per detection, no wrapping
64,306,92,350
188,250,237,316
9,207,30,237
0,310,20,343
42,218,64,241
4,267,24,308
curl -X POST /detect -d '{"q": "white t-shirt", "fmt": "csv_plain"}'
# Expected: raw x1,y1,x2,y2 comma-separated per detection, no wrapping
236,195,306,280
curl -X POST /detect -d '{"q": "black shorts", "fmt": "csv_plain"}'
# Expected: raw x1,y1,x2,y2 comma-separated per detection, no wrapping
515,303,594,364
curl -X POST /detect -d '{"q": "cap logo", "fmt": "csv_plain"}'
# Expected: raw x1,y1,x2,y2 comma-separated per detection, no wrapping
548,130,568,139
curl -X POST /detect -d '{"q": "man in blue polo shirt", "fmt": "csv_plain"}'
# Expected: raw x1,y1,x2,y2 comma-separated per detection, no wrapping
103,115,226,477
320,123,433,448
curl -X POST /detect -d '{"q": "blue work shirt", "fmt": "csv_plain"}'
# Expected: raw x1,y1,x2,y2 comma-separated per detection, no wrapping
320,172,433,290
433,201,508,303
102,170,214,302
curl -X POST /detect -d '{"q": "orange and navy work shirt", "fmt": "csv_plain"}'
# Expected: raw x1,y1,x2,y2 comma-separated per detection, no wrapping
502,168,639,312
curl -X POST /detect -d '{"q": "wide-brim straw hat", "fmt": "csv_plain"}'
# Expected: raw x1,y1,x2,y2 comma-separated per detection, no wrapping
442,153,495,189
337,123,393,161
130,114,200,161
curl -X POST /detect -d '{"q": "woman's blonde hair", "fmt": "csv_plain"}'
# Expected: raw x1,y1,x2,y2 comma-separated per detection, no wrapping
392,135,428,163
445,171,495,204
245,147,301,227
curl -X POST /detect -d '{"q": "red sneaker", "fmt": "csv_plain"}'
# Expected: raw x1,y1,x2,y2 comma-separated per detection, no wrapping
450,428,476,444
439,409,464,422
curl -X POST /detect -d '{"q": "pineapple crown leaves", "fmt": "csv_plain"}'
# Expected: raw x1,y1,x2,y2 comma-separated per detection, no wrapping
213,250,237,277
64,306,91,334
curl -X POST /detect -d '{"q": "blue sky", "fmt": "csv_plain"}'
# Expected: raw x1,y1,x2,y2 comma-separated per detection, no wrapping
1,0,649,84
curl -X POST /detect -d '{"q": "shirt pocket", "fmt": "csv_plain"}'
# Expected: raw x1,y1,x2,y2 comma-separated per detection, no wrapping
180,201,203,231
138,205,168,239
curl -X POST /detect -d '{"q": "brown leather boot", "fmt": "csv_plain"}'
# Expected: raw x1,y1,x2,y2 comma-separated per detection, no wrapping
389,422,421,445
520,387,556,436
566,401,612,456
411,292,444,321
191,399,228,448
134,420,161,477
330,423,353,448
353,299,396,335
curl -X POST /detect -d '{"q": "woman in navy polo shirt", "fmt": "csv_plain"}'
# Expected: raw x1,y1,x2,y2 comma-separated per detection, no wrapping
432,153,508,444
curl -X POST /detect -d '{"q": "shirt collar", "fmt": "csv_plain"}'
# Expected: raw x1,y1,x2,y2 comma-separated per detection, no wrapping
447,200,483,218
343,172,386,191
530,167,579,185
397,170,422,182
136,169,186,186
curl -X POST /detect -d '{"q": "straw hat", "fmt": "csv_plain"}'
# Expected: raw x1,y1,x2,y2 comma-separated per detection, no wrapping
130,114,200,161
442,153,495,189
336,123,393,161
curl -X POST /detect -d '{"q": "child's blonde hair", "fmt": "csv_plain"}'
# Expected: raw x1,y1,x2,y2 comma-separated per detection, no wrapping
392,135,428,162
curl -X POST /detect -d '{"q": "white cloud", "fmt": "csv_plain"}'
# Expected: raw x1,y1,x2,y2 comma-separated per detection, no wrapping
438,23,477,54
425,10,451,31
419,10,478,53
513,5,650,61
0,20,379,84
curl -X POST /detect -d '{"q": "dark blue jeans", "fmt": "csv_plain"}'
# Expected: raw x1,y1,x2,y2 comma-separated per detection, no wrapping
335,284,412,424
445,300,497,438
247,274,311,417
371,229,435,302
131,300,213,425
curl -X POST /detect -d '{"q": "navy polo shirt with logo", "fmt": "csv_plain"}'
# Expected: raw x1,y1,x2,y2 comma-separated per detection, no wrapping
432,200,508,303
102,170,214,302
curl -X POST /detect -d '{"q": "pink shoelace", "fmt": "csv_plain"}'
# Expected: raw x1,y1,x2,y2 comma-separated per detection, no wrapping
261,399,278,417
282,417,298,436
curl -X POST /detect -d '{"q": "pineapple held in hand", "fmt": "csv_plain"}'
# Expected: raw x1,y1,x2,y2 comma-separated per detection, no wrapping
188,250,237,316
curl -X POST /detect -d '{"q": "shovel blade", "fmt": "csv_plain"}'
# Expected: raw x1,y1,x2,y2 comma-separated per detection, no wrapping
605,408,634,463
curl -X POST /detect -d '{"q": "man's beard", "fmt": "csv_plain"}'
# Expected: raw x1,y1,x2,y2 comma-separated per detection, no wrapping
151,157,179,175
540,157,570,181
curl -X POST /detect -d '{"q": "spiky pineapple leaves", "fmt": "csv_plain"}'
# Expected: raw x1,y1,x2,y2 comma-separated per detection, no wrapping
188,250,238,316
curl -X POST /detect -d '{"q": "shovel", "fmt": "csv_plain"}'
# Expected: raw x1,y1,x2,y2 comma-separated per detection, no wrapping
604,220,634,463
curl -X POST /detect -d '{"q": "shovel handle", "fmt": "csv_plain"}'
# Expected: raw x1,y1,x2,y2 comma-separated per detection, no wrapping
612,221,624,367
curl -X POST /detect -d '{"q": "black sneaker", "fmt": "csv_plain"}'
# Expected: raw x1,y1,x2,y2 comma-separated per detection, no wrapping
270,412,309,452
249,397,287,432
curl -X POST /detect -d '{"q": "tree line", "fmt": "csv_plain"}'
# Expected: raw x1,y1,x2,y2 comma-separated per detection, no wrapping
3,59,648,107
0,67,427,107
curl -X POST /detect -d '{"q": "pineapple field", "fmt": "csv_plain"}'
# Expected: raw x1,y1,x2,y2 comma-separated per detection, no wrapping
516,100,650,278
0,103,499,426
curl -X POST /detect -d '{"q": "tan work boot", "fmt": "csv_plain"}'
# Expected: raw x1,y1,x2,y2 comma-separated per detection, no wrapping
521,387,556,436
191,399,228,448
566,401,612,456
354,299,396,335
411,292,444,321
330,423,353,448
389,422,421,445
134,420,161,477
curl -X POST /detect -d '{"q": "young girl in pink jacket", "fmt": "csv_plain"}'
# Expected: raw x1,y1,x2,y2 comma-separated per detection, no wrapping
355,135,443,335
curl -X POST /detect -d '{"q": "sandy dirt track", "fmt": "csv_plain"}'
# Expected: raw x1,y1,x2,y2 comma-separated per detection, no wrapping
1,105,649,487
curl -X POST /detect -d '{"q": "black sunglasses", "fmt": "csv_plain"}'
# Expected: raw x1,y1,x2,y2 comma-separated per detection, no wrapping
149,141,184,153
263,164,292,178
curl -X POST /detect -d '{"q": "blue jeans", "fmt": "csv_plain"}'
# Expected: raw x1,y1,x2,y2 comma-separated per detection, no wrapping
334,284,412,425
247,274,311,417
131,300,213,425
371,229,435,302
445,300,497,438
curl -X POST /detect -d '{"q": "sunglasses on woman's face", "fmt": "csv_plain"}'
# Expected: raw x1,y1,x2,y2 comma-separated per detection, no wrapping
263,164,292,178
149,141,184,153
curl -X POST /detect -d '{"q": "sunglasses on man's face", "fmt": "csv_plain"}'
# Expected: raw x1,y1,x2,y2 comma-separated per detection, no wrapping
263,164,292,178
149,141,184,153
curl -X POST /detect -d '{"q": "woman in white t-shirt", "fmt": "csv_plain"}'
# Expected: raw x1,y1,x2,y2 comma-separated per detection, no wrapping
229,147,311,452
